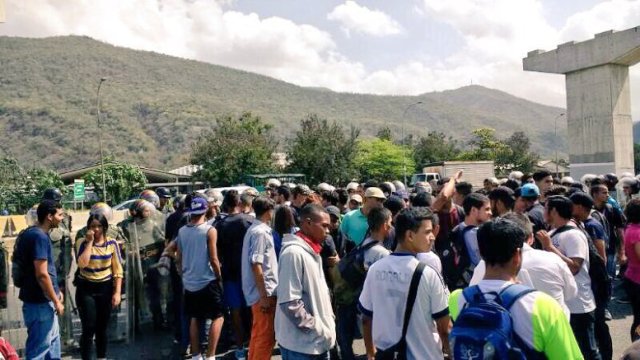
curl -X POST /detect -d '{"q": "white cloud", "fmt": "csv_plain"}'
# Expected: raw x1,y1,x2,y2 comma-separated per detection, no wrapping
327,1,403,37
2,0,640,119
0,0,368,90
412,0,565,107
559,0,640,42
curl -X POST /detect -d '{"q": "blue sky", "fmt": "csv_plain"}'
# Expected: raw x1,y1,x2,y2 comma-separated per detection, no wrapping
1,0,639,114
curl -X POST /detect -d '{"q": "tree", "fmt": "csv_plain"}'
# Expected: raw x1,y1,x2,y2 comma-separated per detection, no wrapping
287,114,360,184
376,126,393,141
0,157,65,213
496,131,539,174
0,157,29,213
413,131,461,169
83,160,147,204
458,128,507,161
190,112,278,186
22,168,65,208
354,138,415,182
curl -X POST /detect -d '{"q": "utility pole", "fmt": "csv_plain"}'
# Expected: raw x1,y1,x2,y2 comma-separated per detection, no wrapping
96,77,108,203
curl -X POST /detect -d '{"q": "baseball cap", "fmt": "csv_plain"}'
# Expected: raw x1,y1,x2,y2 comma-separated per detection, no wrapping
519,183,540,198
188,197,208,215
325,205,341,219
365,187,386,200
350,194,363,203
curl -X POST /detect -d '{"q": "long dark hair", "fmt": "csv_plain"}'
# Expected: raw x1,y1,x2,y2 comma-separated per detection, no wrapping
274,205,295,237
87,213,109,236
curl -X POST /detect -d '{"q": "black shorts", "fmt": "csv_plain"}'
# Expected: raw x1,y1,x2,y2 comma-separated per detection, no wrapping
184,280,224,320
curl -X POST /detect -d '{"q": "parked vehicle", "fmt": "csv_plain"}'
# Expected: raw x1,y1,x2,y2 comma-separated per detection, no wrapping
412,161,495,189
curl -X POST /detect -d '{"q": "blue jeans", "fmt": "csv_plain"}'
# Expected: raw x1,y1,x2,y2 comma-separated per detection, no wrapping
281,347,330,360
336,303,358,360
23,301,61,360
570,311,602,360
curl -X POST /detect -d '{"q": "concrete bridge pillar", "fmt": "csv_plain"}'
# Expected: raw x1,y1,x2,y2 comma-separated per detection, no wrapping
524,27,639,179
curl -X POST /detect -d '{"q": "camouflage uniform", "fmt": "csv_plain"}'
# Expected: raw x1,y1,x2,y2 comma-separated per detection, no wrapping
126,216,166,329
48,213,74,347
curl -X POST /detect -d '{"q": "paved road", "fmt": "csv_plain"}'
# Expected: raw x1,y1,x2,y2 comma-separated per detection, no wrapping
55,277,636,359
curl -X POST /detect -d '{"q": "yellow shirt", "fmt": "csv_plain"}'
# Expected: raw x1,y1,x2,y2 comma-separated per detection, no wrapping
75,238,124,282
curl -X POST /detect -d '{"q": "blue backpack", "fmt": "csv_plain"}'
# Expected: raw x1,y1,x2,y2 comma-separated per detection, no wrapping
450,284,545,360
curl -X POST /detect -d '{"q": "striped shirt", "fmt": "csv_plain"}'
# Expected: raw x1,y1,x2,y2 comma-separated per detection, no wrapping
76,238,124,282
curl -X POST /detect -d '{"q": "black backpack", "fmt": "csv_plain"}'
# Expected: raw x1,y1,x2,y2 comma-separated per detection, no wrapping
337,240,378,288
11,227,32,289
552,225,611,306
440,224,476,291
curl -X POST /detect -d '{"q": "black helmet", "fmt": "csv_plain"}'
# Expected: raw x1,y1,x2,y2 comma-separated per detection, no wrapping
156,187,171,198
604,173,618,186
42,188,63,202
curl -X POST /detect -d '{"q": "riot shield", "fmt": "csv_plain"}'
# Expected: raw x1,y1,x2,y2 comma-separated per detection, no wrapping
126,214,167,336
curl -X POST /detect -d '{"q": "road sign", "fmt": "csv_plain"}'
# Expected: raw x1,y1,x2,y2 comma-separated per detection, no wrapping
73,179,85,200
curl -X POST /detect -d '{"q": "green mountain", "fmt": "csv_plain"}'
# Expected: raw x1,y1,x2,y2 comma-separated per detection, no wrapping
0,35,566,171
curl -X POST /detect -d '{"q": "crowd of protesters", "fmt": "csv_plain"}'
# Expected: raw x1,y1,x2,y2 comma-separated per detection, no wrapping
12,168,640,359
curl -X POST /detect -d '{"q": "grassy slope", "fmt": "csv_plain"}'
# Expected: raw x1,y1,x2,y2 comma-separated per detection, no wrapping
0,36,565,171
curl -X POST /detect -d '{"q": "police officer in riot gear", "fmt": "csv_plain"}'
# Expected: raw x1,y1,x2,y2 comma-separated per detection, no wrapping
126,198,166,331
155,187,172,215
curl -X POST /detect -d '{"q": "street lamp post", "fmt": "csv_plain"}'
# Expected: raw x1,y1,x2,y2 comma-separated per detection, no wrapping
554,112,565,177
402,101,423,185
96,77,108,203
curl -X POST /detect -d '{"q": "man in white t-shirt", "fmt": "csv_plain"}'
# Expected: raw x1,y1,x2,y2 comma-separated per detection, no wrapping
359,207,451,359
470,212,577,318
537,195,601,360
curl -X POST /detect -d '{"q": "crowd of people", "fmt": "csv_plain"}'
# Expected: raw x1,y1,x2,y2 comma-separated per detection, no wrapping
11,168,640,359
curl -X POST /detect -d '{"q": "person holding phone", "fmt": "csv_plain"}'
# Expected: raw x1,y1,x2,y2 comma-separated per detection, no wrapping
75,213,123,360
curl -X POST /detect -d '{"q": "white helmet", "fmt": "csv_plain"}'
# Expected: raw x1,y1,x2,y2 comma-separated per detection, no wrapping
392,180,406,191
266,178,281,188
509,171,523,181
560,176,574,185
346,182,359,191
382,181,396,193
317,182,332,192
580,174,597,185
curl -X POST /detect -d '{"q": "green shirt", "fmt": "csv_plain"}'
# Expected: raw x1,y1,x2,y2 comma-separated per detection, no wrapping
449,280,583,360
339,209,368,246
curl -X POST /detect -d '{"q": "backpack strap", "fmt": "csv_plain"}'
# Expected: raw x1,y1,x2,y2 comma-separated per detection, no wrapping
399,262,426,343
498,284,535,310
550,225,574,239
359,240,379,252
461,285,486,304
